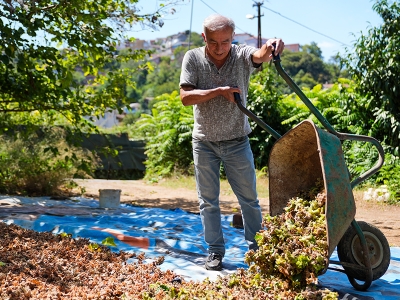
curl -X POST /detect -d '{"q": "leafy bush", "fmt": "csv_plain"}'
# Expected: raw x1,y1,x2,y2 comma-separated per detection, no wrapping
341,0,400,155
279,79,361,132
374,153,400,204
131,91,194,180
0,127,98,196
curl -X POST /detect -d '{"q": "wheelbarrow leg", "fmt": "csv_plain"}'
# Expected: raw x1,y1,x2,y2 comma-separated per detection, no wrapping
345,219,373,291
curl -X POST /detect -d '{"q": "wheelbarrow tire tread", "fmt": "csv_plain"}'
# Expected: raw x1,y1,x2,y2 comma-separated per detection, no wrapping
337,221,390,281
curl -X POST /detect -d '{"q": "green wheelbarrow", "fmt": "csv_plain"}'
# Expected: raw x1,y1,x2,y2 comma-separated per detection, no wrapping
234,52,390,291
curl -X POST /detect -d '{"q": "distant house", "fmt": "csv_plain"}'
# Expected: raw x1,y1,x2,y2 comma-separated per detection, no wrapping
285,43,300,52
233,33,299,52
155,32,188,58
116,39,153,51
233,33,268,48
119,32,189,58
234,33,253,44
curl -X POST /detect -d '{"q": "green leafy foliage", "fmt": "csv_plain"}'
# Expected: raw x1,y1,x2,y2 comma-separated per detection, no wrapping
143,56,181,99
246,191,329,290
341,0,400,156
87,243,101,252
59,232,72,238
0,0,185,189
373,153,400,203
280,79,362,133
0,0,166,131
131,92,193,180
0,127,97,196
280,42,343,92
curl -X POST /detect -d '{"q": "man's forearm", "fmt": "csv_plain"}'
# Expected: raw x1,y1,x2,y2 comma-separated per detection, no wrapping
180,86,241,106
180,87,221,106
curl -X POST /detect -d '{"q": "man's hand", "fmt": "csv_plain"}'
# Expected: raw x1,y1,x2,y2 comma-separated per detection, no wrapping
266,38,284,56
252,38,285,64
220,86,241,103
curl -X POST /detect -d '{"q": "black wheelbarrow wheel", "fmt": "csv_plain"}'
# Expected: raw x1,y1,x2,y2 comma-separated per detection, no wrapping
337,221,390,281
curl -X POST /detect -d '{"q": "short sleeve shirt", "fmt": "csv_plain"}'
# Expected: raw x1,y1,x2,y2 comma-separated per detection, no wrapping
180,44,259,141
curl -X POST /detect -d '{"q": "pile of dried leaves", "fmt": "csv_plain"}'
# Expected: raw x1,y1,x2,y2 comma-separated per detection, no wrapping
0,223,177,299
0,191,338,299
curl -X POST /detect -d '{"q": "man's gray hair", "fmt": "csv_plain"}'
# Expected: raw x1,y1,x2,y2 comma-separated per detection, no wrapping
203,14,235,33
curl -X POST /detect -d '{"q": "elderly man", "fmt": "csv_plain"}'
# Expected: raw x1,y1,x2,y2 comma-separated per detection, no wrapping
179,14,284,271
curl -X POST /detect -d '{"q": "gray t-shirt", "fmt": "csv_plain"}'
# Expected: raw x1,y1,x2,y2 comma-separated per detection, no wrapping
180,44,259,141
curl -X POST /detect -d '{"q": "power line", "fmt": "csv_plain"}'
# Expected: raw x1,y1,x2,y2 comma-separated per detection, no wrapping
199,0,218,14
197,0,348,47
198,0,248,33
261,5,349,46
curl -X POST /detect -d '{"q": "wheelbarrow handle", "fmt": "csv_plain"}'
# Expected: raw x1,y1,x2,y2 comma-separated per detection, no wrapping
271,43,337,135
233,92,282,140
271,44,385,188
339,133,385,188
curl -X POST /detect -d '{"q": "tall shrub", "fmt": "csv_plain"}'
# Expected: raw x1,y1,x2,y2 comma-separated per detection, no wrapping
341,0,400,156
132,91,193,180
0,127,97,196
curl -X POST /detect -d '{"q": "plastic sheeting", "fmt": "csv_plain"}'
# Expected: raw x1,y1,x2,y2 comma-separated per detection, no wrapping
1,195,399,299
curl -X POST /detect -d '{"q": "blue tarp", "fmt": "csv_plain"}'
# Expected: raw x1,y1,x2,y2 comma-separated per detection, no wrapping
1,196,399,299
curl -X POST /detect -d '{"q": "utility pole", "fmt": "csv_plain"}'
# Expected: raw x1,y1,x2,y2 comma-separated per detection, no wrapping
246,1,264,49
254,1,263,49
188,0,194,50
246,1,264,70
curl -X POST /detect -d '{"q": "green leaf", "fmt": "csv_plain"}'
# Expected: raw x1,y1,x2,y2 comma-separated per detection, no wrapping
101,237,117,247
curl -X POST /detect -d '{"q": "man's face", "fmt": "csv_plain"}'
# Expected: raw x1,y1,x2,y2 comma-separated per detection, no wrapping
202,27,234,62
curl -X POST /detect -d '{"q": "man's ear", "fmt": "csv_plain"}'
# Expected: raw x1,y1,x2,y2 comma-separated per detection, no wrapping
201,32,206,42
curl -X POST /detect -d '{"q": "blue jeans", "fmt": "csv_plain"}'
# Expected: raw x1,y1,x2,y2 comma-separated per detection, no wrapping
192,136,263,257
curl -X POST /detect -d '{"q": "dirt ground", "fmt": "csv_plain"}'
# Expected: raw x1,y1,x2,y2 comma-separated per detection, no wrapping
74,179,400,247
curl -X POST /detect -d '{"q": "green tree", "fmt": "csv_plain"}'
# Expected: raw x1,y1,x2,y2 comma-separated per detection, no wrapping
341,0,400,155
326,54,350,81
118,47,152,103
186,31,205,49
280,42,333,91
143,56,181,99
0,0,181,133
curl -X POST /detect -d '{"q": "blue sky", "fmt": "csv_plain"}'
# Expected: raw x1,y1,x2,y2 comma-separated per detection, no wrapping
131,0,383,61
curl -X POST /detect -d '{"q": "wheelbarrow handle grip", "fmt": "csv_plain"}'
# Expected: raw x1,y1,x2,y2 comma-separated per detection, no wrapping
271,42,281,62
233,91,241,103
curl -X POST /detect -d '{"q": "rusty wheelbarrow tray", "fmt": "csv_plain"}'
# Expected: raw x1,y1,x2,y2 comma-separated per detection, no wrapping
234,53,390,291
